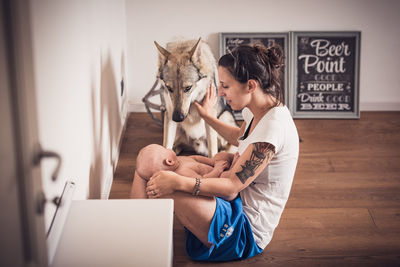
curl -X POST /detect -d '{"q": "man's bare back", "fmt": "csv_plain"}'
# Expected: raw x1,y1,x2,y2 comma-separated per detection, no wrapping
175,156,229,178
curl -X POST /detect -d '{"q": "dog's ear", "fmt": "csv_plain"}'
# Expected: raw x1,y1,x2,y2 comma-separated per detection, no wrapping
154,41,171,59
189,38,202,59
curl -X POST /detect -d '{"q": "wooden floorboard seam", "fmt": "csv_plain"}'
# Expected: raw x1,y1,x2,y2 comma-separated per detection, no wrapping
110,112,400,267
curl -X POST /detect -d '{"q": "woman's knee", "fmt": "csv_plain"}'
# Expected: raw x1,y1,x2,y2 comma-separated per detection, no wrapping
130,171,148,199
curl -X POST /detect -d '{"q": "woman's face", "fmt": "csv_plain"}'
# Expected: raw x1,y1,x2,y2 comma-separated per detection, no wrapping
217,66,249,111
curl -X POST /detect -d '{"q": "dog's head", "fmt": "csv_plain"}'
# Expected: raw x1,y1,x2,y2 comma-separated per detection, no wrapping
155,38,212,122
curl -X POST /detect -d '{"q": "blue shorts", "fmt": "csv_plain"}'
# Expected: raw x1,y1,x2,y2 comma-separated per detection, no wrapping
185,196,263,262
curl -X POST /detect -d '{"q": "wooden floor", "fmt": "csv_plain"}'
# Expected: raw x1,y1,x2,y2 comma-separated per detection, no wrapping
110,112,400,266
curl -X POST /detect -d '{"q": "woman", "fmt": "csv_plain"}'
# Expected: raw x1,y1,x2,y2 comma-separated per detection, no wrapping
134,43,299,261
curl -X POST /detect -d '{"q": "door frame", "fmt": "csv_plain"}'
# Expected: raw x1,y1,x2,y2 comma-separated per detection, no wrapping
1,0,48,266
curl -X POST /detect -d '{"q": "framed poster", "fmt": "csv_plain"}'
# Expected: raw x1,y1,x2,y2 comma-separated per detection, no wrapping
290,31,361,118
220,32,290,120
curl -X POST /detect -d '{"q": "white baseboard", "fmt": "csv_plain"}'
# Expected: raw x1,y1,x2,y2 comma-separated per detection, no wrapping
129,101,400,113
128,102,148,112
102,104,129,200
360,102,400,111
101,168,114,200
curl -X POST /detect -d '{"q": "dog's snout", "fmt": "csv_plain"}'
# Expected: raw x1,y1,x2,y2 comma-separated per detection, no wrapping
172,110,185,122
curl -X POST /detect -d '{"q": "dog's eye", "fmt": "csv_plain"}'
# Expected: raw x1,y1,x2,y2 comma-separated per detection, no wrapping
165,85,173,93
183,85,192,93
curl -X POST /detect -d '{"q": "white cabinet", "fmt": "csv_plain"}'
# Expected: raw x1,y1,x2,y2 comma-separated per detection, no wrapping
51,198,174,267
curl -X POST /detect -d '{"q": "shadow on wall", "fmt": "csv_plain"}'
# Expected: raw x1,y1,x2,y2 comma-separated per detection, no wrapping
89,52,123,199
205,33,220,60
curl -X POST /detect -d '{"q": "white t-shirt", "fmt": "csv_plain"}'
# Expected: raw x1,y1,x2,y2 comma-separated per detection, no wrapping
238,106,299,249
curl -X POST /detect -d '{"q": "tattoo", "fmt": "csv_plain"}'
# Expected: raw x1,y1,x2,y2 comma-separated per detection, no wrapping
235,142,275,184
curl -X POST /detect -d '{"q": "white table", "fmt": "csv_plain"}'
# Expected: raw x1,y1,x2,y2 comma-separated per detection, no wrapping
52,199,174,267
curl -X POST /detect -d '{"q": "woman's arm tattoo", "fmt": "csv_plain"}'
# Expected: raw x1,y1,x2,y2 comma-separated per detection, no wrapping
235,142,275,184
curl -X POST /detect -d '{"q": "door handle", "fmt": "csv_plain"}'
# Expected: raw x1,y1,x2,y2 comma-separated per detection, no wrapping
33,144,63,215
33,144,62,181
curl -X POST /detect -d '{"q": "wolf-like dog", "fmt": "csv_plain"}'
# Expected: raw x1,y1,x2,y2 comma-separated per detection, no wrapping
154,38,236,157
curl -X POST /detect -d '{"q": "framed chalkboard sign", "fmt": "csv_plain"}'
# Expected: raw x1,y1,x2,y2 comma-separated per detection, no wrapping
220,32,289,120
290,31,361,118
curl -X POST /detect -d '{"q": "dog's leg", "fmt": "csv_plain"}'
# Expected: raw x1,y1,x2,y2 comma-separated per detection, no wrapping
163,112,177,149
217,110,238,153
205,123,218,157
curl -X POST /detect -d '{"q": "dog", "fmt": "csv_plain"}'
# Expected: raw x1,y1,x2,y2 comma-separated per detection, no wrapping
154,38,236,157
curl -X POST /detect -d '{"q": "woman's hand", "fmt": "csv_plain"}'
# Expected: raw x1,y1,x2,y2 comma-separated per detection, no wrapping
146,171,179,198
193,83,217,119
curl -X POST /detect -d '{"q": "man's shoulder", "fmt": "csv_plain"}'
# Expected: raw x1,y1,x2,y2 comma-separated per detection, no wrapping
176,165,202,177
178,156,197,163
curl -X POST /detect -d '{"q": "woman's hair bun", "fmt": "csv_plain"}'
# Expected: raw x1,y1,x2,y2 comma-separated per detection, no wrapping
252,43,284,69
266,44,284,69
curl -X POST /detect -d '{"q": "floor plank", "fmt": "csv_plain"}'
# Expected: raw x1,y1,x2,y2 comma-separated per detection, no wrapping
110,111,400,266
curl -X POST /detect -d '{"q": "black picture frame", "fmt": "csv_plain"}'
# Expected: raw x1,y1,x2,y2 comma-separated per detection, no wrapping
219,32,290,120
290,31,361,118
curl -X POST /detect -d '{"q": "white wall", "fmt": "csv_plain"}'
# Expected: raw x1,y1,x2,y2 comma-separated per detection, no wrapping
26,0,400,230
126,0,400,111
30,0,128,230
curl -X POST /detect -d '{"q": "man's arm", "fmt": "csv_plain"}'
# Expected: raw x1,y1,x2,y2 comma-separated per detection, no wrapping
213,152,234,165
189,155,215,166
202,160,229,178
176,142,275,201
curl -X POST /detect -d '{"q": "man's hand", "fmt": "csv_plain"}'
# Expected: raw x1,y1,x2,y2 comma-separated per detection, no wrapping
213,152,234,165
214,160,230,171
